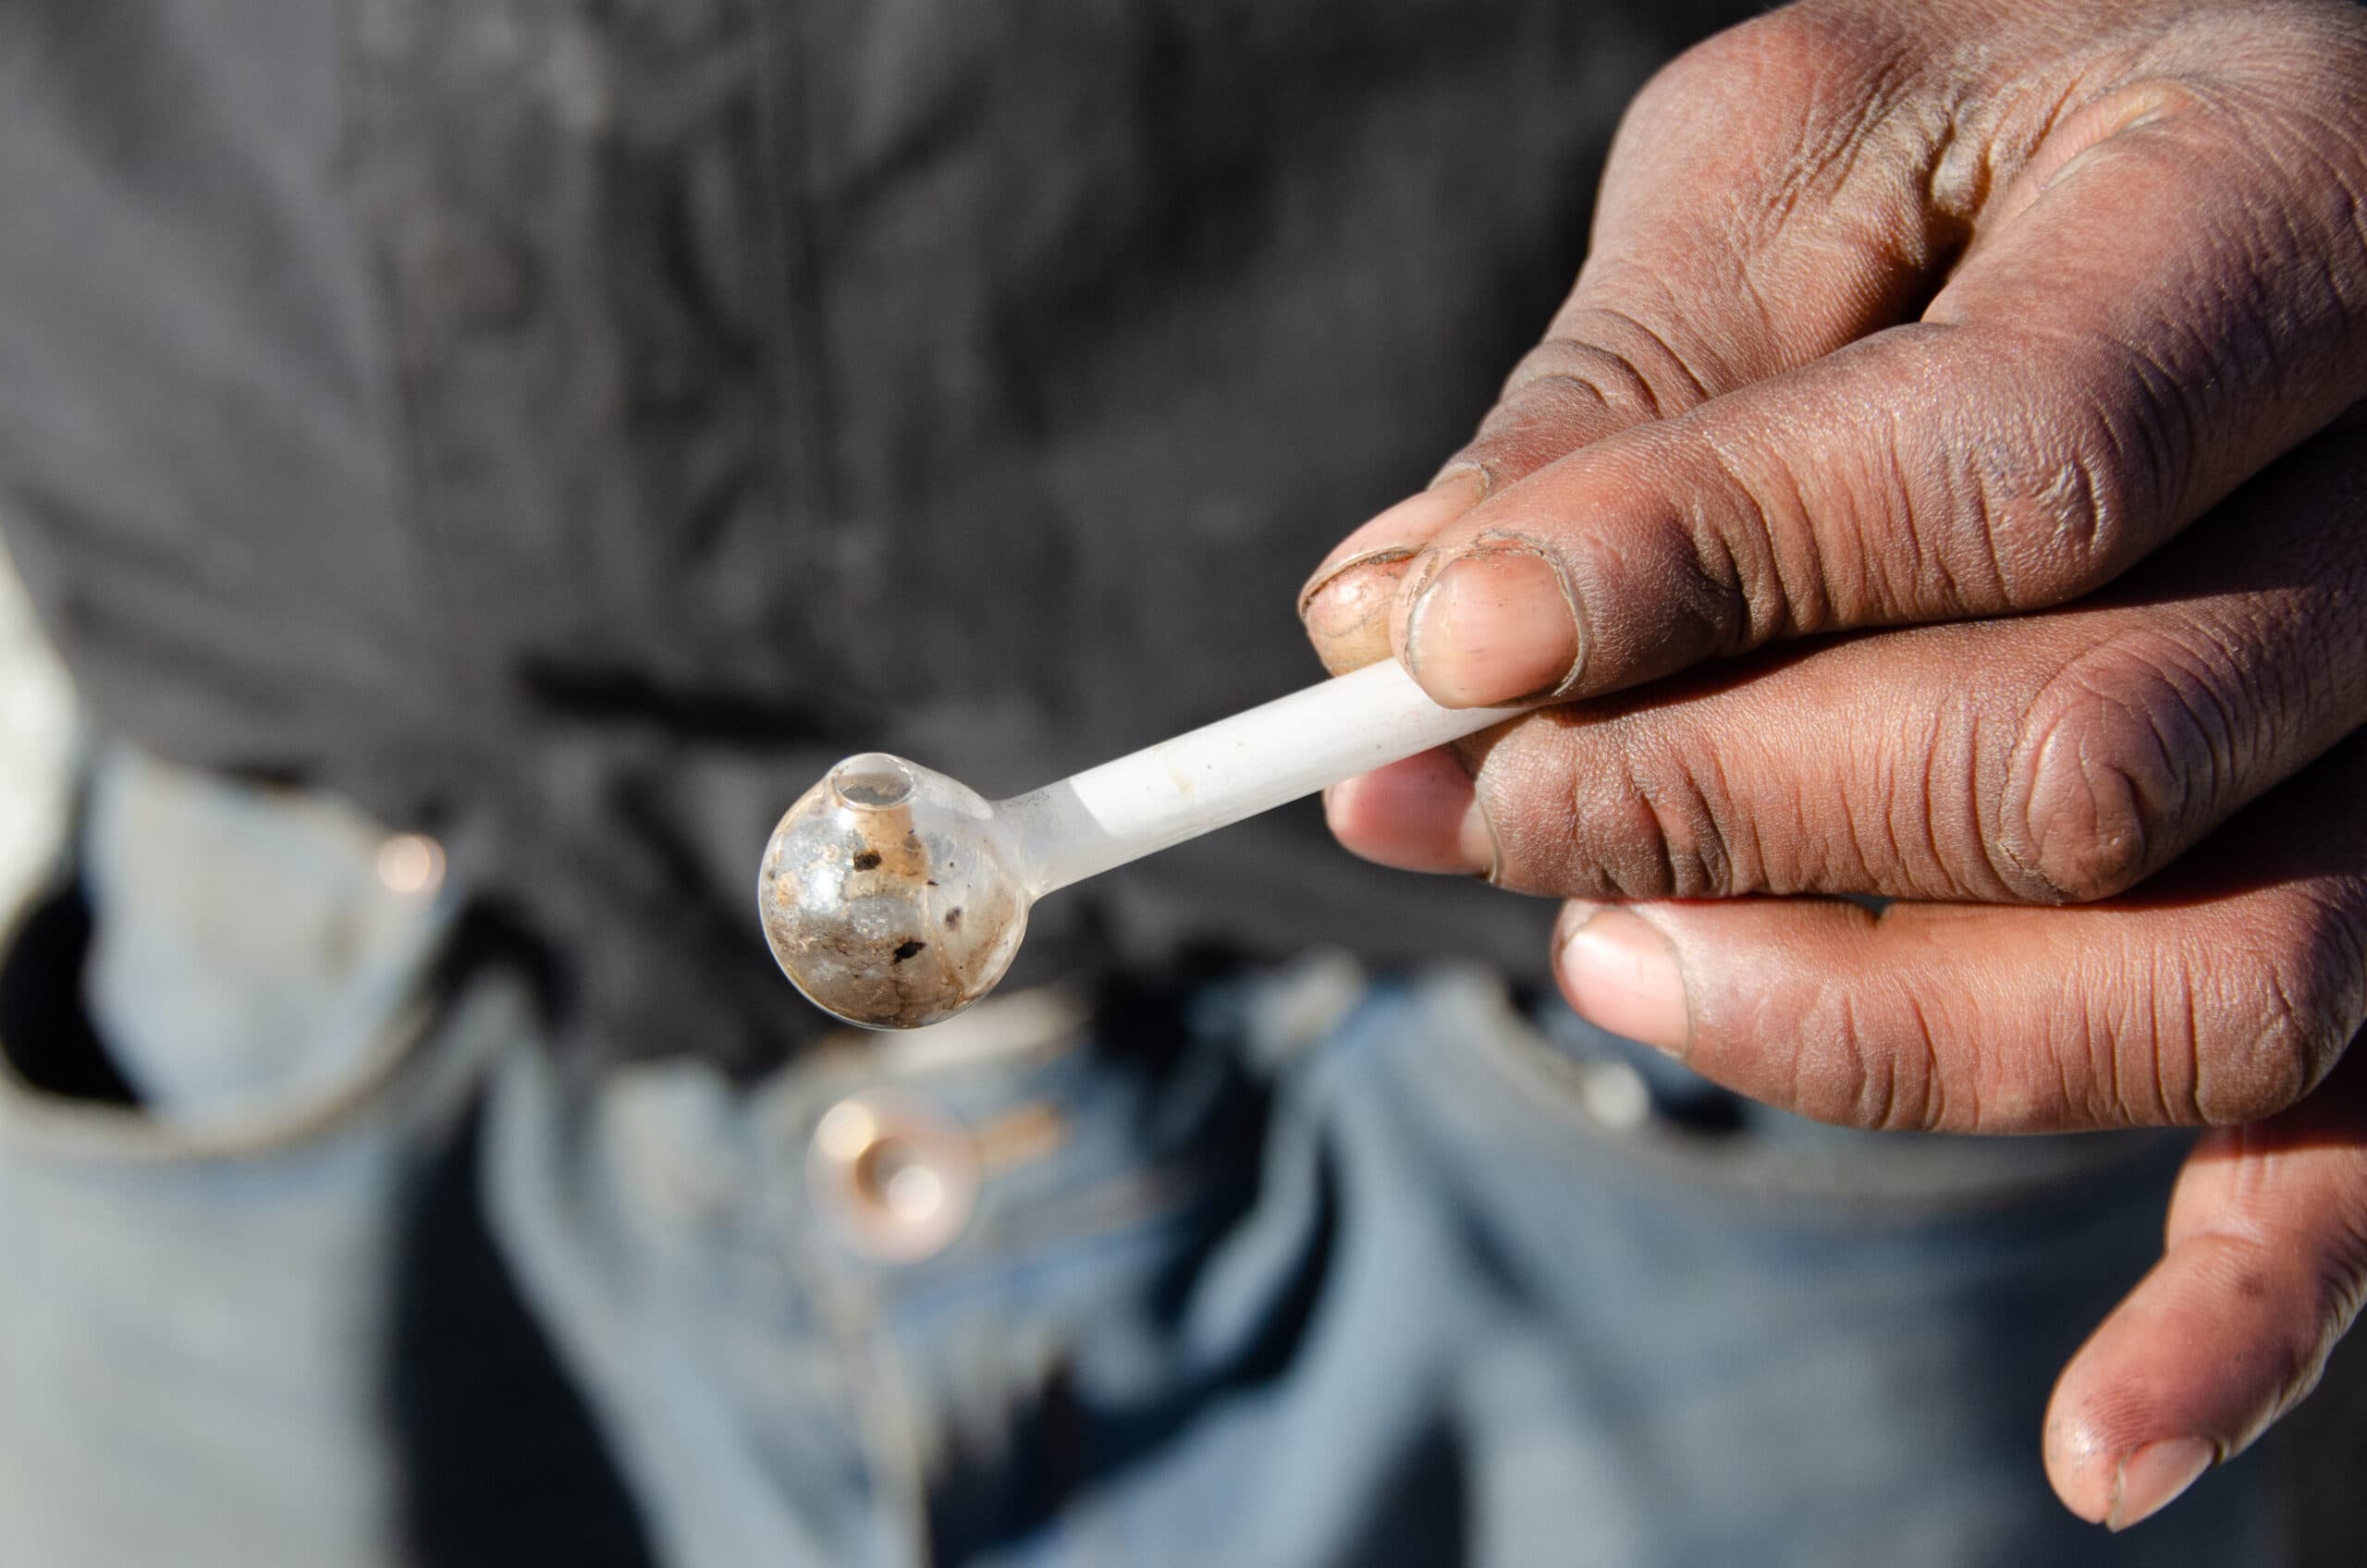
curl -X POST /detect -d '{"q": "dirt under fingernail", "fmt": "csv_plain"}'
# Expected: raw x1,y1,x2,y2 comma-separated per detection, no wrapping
1303,552,1411,634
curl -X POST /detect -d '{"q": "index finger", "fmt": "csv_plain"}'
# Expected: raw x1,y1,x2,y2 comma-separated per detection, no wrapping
1389,18,2367,706
1301,6,1968,673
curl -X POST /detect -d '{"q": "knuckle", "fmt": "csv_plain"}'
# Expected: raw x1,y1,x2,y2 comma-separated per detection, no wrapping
1490,721,1744,900
1622,735,1741,898
2000,645,2228,902
1619,422,1798,658
1657,431,1797,652
1616,35,1732,141
1966,398,2139,602
1464,337,1669,484
1802,977,1946,1133
1632,6,1897,132
2206,981,2331,1125
2199,911,2365,1123
1608,6,1936,268
1497,335,1661,421
1497,307,1712,422
1471,298,1740,489
1945,329,2185,608
1900,692,2019,900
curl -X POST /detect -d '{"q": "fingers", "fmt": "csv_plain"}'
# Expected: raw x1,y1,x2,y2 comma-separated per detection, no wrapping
1301,6,1967,676
1320,749,1499,876
1540,730,2367,1134
1439,4,1966,495
2042,1042,2367,1528
1325,426,2367,904
1386,12,2367,706
1303,477,1491,675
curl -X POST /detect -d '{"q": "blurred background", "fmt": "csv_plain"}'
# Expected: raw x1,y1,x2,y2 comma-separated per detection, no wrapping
0,532,73,922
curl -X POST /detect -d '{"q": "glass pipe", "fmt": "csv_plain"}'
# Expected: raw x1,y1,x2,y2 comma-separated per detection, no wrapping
757,659,1522,1029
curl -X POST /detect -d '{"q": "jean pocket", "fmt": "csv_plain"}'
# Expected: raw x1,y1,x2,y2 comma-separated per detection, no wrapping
0,749,536,1567
0,743,514,1166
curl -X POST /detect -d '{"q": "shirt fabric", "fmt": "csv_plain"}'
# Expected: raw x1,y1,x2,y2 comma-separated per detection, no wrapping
0,0,1761,1068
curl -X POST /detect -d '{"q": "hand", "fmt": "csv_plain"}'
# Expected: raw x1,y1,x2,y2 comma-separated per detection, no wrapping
1301,0,2367,1531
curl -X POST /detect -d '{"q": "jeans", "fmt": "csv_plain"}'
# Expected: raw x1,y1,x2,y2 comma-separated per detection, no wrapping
0,748,2275,1566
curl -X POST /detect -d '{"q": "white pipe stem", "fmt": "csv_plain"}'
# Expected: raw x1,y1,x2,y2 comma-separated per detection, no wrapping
996,660,1525,896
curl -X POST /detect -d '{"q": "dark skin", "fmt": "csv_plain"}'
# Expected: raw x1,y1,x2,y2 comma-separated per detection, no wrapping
1300,0,2367,1532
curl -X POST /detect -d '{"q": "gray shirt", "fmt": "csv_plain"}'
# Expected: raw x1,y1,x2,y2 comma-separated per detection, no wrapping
0,0,1756,1066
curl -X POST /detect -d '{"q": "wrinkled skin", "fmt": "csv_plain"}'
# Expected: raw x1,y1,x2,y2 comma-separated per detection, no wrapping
1301,0,2367,1533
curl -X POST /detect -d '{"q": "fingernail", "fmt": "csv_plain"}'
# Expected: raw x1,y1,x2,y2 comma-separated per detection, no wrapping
1301,549,1417,651
1556,904,1687,1054
1322,753,1497,876
1298,472,1490,624
2105,1438,2214,1532
1404,544,1581,706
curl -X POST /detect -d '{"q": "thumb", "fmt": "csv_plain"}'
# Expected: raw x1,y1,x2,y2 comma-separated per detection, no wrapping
2044,1039,2367,1531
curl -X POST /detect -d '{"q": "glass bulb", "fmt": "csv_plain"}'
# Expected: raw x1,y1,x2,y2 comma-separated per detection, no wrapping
757,753,1030,1029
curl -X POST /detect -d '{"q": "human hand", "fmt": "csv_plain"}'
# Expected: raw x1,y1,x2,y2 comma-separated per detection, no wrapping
1300,0,2367,1530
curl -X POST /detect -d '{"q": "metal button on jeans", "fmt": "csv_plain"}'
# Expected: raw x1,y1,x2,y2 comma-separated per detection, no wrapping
807,1091,979,1264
